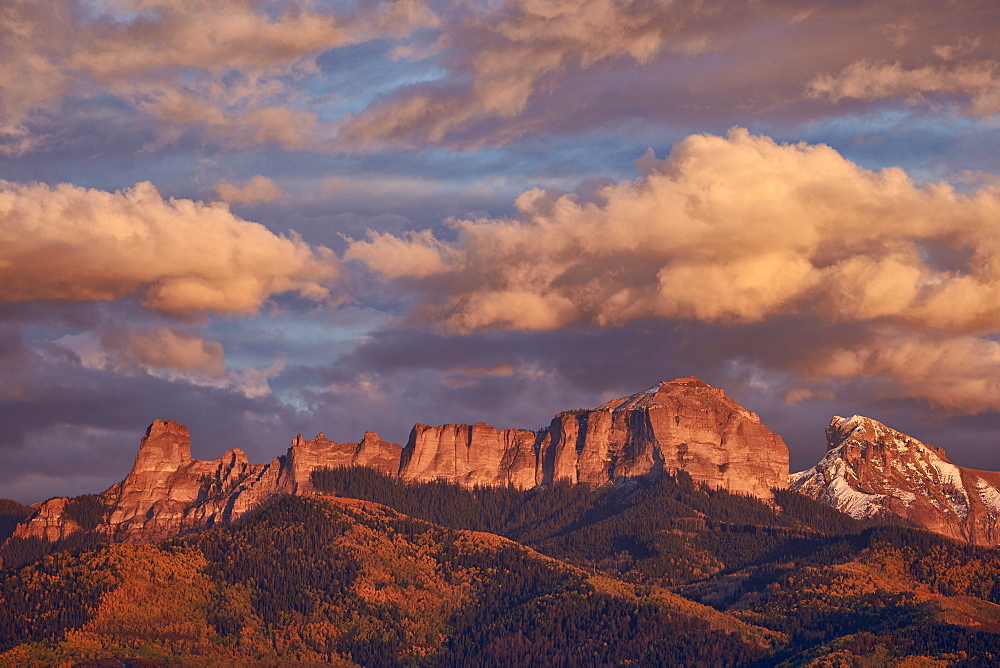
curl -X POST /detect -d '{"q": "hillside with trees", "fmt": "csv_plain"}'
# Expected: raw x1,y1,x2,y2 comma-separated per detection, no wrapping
2,472,1000,664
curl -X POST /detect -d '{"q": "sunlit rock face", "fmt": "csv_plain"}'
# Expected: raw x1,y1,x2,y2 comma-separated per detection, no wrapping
790,415,1000,546
13,420,276,543
399,423,539,488
14,420,404,544
283,431,403,494
12,377,790,544
12,497,84,542
536,377,789,497
354,432,405,475
101,419,274,541
400,377,789,498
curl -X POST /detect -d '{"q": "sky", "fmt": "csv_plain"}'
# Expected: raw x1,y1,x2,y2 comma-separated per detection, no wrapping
2,0,1000,502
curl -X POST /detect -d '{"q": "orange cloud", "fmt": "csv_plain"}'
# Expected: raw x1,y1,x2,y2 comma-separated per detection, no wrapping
53,324,288,398
784,388,836,405
0,180,339,314
342,128,1000,411
214,175,287,205
345,229,457,279
809,56,1000,115
110,326,226,377
809,332,1000,413
348,129,1000,333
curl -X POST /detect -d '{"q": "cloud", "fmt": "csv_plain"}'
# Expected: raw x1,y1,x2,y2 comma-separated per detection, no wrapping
48,321,290,398
0,0,437,153
3,0,995,154
808,331,1000,414
784,388,836,405
0,354,306,501
341,129,1000,412
347,129,1000,333
101,326,227,377
806,25,1000,117
0,180,339,314
333,1,1000,149
215,175,288,205
345,229,460,280
808,59,1000,115
339,0,722,146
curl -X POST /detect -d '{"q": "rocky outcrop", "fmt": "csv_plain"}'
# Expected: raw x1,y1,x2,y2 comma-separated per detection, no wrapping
536,378,789,497
13,420,404,544
100,419,275,541
283,431,403,494
12,497,85,542
354,432,405,474
10,377,790,544
399,377,788,498
790,415,1000,546
399,423,538,488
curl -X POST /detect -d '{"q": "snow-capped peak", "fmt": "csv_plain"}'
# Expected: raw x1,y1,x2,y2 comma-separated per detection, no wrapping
791,415,1000,545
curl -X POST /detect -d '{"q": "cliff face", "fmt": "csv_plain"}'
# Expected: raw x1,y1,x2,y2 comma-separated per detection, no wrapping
14,420,402,544
96,419,276,542
12,497,85,542
399,423,539,488
536,378,789,497
284,431,403,494
11,377,789,545
11,387,1000,553
398,377,789,498
790,415,1000,546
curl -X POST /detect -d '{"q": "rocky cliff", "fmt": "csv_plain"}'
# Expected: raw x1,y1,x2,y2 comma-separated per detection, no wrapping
789,415,1000,545
398,377,789,497
13,420,403,544
10,377,789,545
399,423,539,488
284,430,402,494
72,419,277,542
535,377,789,497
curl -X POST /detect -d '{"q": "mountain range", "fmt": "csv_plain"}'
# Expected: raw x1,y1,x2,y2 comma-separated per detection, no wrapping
3,377,1000,665
8,376,999,548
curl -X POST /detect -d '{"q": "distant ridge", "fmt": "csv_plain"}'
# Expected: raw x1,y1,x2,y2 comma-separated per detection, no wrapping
11,379,1000,548
9,377,789,544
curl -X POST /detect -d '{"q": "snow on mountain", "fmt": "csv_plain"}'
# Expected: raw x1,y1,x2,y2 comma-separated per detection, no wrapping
790,415,1000,545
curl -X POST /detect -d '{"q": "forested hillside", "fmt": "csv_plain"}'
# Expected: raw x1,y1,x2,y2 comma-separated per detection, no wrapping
3,471,1000,665
312,467,1000,665
0,495,767,666
311,466,905,584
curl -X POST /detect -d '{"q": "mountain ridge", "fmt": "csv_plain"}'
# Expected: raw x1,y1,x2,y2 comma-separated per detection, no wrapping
8,377,789,545
7,377,1000,548
790,414,1000,545
6,470,1000,665
6,436,1000,664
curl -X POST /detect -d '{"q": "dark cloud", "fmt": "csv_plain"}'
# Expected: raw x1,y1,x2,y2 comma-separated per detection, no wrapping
0,350,304,502
0,300,305,502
